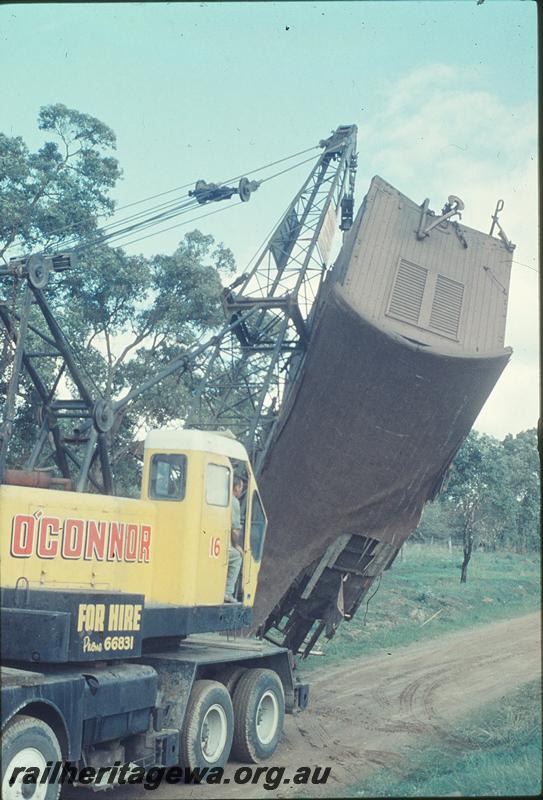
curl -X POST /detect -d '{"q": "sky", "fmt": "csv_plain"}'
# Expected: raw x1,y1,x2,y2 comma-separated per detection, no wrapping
0,1,538,439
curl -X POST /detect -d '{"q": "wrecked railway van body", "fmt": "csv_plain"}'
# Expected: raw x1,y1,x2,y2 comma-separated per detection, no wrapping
256,176,513,653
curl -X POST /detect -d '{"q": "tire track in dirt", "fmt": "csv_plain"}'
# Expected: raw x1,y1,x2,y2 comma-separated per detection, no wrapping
73,612,540,800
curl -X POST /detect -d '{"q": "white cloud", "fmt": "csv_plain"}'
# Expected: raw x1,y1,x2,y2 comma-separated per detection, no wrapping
357,63,539,437
474,360,539,439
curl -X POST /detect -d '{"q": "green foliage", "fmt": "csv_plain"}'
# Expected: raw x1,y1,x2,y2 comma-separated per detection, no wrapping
8,230,235,495
0,104,120,259
413,500,455,543
1,106,236,496
346,680,541,797
414,430,540,564
502,430,541,552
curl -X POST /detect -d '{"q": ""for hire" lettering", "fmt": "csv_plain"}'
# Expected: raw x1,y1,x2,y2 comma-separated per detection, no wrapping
77,603,142,632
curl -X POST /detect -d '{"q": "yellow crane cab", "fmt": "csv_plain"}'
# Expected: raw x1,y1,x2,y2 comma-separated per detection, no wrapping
0,428,268,660
0,430,307,776
141,428,267,609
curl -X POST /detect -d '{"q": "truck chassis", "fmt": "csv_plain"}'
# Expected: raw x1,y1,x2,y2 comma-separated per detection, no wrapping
2,635,308,798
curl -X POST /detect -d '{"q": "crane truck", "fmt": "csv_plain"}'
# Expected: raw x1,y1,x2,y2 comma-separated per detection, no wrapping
0,429,309,798
0,124,515,796
0,126,357,800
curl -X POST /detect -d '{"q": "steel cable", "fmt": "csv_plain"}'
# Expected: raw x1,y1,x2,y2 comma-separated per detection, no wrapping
68,152,322,255
2,145,320,257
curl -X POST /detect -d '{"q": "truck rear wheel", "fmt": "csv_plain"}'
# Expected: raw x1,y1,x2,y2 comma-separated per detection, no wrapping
1,715,62,800
180,680,234,771
220,665,247,696
231,668,285,762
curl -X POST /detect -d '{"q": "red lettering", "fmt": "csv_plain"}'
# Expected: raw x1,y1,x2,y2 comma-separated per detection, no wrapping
85,521,107,561
11,514,152,563
62,519,84,559
11,515,35,557
139,525,152,563
124,523,138,562
37,517,59,558
108,522,125,561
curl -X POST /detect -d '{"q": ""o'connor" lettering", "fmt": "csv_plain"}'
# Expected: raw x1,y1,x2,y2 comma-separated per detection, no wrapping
10,514,152,563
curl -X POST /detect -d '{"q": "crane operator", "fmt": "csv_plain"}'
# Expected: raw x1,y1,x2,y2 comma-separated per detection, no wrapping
224,475,244,603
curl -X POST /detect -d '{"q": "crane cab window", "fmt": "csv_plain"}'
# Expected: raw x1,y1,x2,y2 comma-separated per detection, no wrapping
149,454,187,500
250,492,267,562
206,464,231,506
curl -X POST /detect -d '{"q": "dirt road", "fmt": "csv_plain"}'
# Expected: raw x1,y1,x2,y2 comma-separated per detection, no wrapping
75,612,541,799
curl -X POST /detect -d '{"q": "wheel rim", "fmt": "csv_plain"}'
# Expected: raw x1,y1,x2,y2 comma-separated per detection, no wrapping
256,690,279,745
2,747,49,800
201,703,228,762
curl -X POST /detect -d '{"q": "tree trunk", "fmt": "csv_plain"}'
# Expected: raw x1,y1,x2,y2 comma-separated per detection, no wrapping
460,528,473,583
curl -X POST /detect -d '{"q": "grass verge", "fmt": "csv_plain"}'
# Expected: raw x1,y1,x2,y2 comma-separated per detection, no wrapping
302,544,540,670
345,680,542,797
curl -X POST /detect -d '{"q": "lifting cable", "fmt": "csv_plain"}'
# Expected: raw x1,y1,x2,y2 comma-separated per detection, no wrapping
64,151,323,257
74,148,319,247
0,145,321,402
112,143,320,215
2,145,320,259
97,200,246,252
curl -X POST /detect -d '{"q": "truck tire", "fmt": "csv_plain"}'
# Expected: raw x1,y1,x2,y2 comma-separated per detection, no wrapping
1,715,62,800
220,665,247,696
180,680,234,771
231,668,285,762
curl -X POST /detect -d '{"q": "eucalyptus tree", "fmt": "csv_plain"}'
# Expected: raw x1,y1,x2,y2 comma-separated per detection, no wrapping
1,106,235,494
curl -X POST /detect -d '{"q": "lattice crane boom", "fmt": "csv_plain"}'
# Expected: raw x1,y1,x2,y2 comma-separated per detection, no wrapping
187,125,358,466
0,125,358,494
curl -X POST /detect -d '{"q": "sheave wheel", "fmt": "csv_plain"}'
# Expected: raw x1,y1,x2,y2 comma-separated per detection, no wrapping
231,668,285,762
1,715,61,800
180,680,234,771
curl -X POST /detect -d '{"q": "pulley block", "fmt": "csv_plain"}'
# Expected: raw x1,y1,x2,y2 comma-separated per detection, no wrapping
93,399,115,433
27,254,50,289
